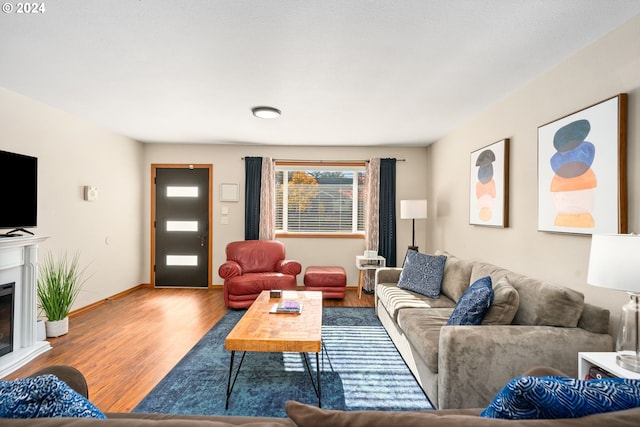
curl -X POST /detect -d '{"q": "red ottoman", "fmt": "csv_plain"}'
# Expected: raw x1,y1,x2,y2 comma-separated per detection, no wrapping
303,266,347,299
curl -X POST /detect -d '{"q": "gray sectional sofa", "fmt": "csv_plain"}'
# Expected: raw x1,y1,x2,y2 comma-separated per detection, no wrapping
374,250,615,409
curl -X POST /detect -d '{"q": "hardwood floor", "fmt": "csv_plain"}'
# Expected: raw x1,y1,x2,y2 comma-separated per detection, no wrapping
3,286,375,413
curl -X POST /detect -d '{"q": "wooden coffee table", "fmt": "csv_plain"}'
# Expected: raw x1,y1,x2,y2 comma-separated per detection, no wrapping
224,290,323,408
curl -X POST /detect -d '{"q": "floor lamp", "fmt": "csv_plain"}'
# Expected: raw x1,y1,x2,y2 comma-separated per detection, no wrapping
400,199,427,252
587,233,640,373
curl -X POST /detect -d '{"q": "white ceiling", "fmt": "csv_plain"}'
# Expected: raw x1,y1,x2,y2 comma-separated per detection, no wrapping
2,1,640,146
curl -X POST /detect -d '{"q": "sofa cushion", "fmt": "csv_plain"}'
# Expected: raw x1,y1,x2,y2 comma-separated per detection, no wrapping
108,413,295,426
285,400,640,427
482,277,520,325
285,400,483,427
0,374,105,419
397,308,453,373
470,260,585,328
447,276,494,326
470,261,510,288
10,413,295,426
397,251,446,298
481,376,640,420
507,273,584,327
435,250,474,302
226,273,298,295
376,282,456,321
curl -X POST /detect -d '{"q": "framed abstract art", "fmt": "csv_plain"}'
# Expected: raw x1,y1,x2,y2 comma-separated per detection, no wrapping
469,138,510,227
537,94,627,234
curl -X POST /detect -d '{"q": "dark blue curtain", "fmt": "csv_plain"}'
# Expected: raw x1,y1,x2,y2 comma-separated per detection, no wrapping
244,157,262,240
378,158,397,267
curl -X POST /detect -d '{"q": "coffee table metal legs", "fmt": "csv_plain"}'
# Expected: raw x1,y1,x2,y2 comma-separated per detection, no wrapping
225,350,322,410
301,351,322,407
225,350,246,410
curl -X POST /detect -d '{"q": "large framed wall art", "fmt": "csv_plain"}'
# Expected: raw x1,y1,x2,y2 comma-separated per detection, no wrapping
537,94,627,235
469,138,510,227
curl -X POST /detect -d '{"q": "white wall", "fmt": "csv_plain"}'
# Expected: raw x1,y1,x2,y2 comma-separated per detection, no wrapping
0,89,428,307
427,14,640,334
142,144,428,285
0,88,144,311
4,13,637,322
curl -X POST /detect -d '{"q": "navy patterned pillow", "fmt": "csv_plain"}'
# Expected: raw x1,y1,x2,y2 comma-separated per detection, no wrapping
446,276,493,325
0,374,106,419
397,251,446,298
481,375,640,419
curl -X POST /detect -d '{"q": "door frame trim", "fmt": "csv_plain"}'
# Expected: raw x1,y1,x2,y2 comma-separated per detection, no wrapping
151,164,213,288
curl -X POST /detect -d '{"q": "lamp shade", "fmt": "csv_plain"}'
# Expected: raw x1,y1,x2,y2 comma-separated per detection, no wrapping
587,234,640,293
400,200,427,220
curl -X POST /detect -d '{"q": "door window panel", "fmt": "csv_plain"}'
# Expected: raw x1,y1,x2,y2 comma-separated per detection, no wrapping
166,255,198,266
166,220,199,232
166,186,199,198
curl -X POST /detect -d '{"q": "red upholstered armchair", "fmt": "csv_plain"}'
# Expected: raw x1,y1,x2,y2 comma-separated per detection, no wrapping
218,240,302,309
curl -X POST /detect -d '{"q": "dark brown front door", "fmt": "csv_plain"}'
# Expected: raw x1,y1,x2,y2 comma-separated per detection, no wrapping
152,165,211,287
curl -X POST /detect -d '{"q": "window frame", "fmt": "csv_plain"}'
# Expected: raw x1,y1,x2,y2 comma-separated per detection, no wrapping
274,161,366,239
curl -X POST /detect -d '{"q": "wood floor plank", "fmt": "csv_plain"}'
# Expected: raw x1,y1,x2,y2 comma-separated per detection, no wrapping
2,286,375,413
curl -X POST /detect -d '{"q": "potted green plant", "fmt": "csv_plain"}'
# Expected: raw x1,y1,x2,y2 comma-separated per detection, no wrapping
37,251,89,337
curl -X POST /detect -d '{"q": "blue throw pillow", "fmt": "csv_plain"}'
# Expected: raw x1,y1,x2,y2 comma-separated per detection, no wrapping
397,251,446,298
446,276,493,325
481,375,640,419
0,374,106,419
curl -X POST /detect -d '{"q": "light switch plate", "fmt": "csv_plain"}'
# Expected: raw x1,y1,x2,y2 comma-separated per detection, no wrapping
84,186,98,201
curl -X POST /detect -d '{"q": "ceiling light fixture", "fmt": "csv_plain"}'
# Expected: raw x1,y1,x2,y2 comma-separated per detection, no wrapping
251,106,281,119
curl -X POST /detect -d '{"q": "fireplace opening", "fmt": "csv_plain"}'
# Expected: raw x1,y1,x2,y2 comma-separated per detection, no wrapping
0,282,15,358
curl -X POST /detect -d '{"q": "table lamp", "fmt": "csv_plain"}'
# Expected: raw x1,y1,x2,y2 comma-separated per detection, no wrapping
587,233,640,373
400,199,427,251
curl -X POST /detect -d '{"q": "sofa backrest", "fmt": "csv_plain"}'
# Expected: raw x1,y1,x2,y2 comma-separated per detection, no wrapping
470,262,585,328
436,250,473,302
225,240,287,273
436,250,607,330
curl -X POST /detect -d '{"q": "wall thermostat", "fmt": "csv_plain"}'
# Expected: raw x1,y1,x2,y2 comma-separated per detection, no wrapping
84,186,98,201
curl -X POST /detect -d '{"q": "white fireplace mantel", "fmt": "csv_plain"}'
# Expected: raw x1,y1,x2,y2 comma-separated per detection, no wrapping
0,235,51,377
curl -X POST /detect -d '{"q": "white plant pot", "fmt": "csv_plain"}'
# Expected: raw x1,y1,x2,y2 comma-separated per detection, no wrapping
45,317,69,338
36,319,46,341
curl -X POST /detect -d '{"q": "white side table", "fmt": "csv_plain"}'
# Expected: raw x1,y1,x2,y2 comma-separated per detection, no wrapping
355,255,385,299
578,352,640,380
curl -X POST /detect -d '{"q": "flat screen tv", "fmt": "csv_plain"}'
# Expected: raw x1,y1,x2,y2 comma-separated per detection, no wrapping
0,150,38,232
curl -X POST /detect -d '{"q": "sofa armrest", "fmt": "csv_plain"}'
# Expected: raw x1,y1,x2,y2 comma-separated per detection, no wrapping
277,260,302,276
29,365,89,399
218,260,242,279
578,303,610,334
375,267,403,285
437,325,614,409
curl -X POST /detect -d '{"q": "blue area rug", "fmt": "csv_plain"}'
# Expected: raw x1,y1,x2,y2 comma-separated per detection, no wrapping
133,307,432,417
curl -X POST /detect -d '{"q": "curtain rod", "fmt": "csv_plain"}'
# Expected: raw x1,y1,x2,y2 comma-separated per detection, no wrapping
240,157,406,163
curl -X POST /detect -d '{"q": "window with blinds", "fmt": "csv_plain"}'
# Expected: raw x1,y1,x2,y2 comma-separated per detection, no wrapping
275,162,366,236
